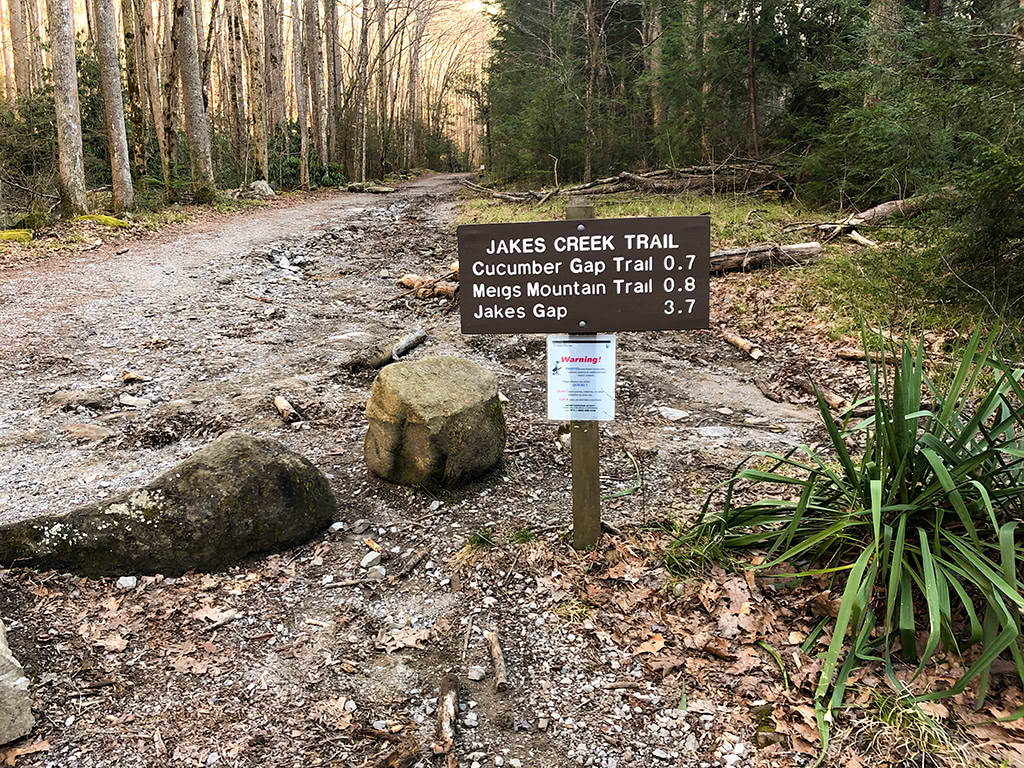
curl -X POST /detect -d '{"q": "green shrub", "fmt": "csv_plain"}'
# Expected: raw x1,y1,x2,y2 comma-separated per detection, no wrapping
685,328,1024,748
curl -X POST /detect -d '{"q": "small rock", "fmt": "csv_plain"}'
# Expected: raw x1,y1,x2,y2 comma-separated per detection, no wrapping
723,755,741,767
537,718,548,731
51,389,109,411
366,565,386,580
0,621,34,743
653,749,670,760
205,753,220,765
320,575,334,585
351,519,372,535
329,521,345,532
115,576,138,590
510,761,522,768
344,699,357,712
658,406,689,422
464,711,479,727
118,393,152,409
468,666,486,681
495,758,504,767
684,733,699,752
360,551,382,568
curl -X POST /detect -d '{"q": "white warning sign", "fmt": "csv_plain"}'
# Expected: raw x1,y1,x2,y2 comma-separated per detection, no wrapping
546,334,616,421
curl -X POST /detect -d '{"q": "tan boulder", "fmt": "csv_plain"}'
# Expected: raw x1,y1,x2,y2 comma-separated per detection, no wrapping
364,357,505,487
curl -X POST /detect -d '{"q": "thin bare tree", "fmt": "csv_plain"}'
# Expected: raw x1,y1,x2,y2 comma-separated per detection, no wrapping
48,0,88,213
174,0,216,201
95,0,136,210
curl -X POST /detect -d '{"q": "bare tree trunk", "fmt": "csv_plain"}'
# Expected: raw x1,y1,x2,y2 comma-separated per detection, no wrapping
645,0,663,127
303,0,327,168
227,0,248,162
160,0,181,198
26,0,43,90
174,0,216,201
291,0,309,189
96,0,136,211
354,0,370,181
9,0,31,98
746,4,759,156
138,0,171,195
0,0,16,102
248,0,268,179
583,0,597,182
325,0,340,163
375,0,386,173
263,0,285,130
48,0,88,213
122,0,148,179
405,9,426,166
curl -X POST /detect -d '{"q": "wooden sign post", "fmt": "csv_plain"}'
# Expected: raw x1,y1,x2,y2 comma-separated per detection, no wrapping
456,202,710,551
565,198,602,549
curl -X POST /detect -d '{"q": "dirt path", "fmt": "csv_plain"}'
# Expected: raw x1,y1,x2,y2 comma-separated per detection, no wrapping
0,174,827,768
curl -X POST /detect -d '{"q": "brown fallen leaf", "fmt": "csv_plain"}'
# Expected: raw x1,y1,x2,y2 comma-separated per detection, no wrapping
787,631,806,645
703,636,734,660
634,633,665,656
380,627,430,653
95,633,127,653
2,741,49,765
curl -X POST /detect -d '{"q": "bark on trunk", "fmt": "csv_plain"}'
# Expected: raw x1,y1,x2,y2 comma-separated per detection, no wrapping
354,0,370,181
263,0,285,130
1,1,16,102
137,0,169,194
122,0,149,179
303,0,327,168
291,0,309,189
9,0,31,98
247,0,268,179
26,0,43,90
96,0,136,211
48,0,88,214
174,0,216,201
325,0,341,163
226,0,247,159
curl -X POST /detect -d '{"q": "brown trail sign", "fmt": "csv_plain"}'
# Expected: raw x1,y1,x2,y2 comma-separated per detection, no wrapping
458,215,710,334
457,203,710,548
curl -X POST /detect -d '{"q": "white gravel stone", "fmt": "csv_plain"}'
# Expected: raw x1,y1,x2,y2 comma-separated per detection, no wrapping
360,551,381,568
468,666,486,681
115,576,138,590
366,565,386,580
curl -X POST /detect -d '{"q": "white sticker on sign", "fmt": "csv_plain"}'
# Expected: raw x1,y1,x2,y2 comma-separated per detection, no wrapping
547,334,616,421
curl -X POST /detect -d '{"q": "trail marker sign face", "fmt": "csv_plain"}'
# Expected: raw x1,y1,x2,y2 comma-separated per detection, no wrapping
457,216,710,334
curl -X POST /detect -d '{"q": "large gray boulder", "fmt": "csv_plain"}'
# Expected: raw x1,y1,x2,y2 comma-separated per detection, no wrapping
364,357,506,488
0,622,33,745
0,431,336,576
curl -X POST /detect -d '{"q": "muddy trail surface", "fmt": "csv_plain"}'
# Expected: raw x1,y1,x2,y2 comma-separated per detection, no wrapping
0,174,832,768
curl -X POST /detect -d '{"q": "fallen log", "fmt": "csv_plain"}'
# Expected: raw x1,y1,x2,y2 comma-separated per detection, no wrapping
484,630,509,691
365,329,427,369
848,196,925,227
709,242,822,273
721,327,763,360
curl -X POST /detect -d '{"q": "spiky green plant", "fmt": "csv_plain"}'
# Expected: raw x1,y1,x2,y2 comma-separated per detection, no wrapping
687,328,1024,754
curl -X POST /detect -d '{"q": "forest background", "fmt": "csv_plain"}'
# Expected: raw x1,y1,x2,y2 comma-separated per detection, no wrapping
0,0,1022,291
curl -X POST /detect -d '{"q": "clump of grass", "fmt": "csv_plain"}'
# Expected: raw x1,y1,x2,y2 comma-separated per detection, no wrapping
831,691,989,768
511,527,536,545
553,598,592,623
467,528,497,551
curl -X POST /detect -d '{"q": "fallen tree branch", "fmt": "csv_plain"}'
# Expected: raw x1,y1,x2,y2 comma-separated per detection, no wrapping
484,630,509,691
721,327,764,360
434,674,459,768
796,378,846,410
710,242,822,273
